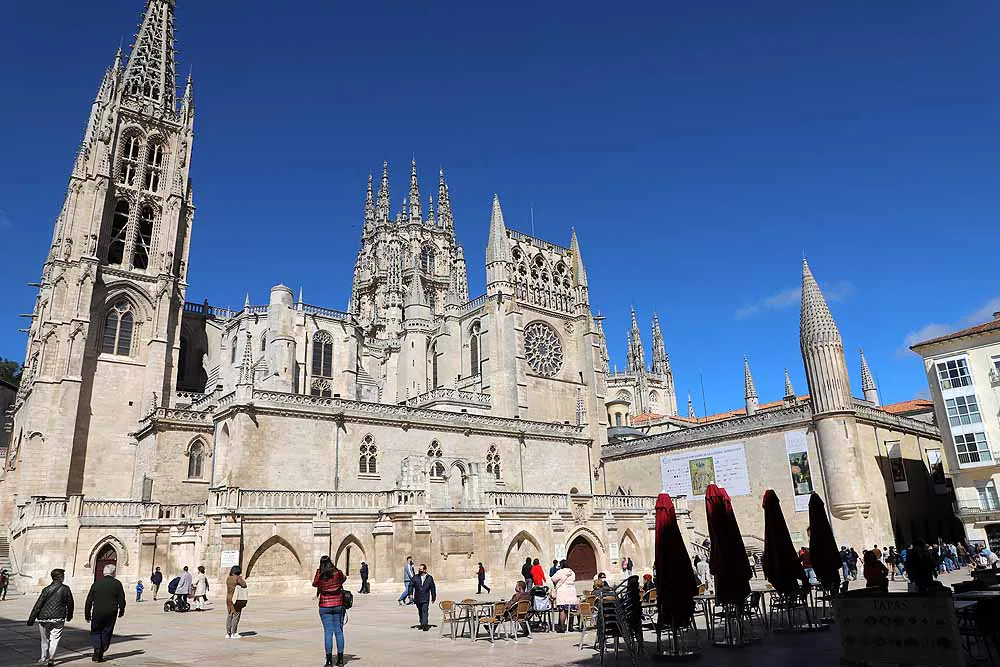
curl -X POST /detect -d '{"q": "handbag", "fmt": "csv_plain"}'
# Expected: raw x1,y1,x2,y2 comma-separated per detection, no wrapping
232,585,249,604
341,590,354,610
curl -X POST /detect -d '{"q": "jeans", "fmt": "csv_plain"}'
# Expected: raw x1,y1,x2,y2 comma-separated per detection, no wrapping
151,583,159,599
841,563,850,580
398,581,412,603
90,613,117,655
227,610,242,636
360,577,369,594
38,620,64,660
417,601,429,627
319,605,345,655
477,576,490,594
804,567,817,585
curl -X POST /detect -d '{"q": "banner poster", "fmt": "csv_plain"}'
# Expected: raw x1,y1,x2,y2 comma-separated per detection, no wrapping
784,431,813,512
660,443,750,499
887,441,909,492
220,550,240,569
833,593,961,666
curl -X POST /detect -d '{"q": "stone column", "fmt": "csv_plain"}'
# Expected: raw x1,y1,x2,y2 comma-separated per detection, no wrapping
372,517,395,586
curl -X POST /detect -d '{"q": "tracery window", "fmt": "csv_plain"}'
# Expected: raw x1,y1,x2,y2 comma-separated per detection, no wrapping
131,205,155,270
428,441,444,479
469,321,481,375
144,141,164,192
101,300,134,356
107,200,130,266
420,245,436,275
187,441,205,479
486,445,501,480
431,461,446,479
359,435,377,474
311,378,332,398
524,321,563,377
260,330,267,352
118,134,142,187
312,331,334,378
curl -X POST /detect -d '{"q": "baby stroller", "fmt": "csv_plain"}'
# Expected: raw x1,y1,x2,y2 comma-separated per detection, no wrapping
162,576,191,613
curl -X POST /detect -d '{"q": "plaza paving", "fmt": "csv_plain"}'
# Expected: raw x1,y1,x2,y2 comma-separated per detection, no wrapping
0,572,968,667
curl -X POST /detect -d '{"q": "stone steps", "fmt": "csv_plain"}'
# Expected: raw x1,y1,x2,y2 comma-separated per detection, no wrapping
0,526,21,597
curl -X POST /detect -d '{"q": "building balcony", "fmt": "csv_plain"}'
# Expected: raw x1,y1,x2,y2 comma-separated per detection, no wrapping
954,501,1000,524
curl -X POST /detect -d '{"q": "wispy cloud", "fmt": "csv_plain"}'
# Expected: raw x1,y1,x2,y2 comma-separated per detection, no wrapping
735,281,855,320
0,209,12,230
899,296,1000,357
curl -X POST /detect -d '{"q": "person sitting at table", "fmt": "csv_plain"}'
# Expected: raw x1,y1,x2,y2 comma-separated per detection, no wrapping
863,550,889,591
592,572,611,593
641,574,655,599
505,580,533,615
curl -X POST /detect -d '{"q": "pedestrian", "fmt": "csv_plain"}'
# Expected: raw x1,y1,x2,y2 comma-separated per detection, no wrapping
226,565,248,639
135,580,144,602
530,558,546,586
905,541,938,592
150,567,163,601
521,557,533,586
192,565,209,610
549,559,560,578
0,568,9,600
799,546,817,585
407,563,436,631
476,562,491,594
175,566,193,608
397,556,415,605
863,550,889,591
27,568,74,667
848,548,860,580
871,544,882,561
313,555,347,666
551,560,577,633
694,555,711,594
359,561,370,594
84,564,126,663
887,547,902,581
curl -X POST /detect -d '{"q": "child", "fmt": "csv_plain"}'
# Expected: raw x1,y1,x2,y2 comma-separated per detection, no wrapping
136,579,144,602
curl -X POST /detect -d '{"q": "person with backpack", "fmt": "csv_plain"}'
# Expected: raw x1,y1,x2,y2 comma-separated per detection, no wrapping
27,568,74,667
226,565,248,639
313,555,348,667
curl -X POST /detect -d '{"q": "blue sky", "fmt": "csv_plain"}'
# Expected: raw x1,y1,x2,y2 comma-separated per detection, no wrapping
1,1,997,413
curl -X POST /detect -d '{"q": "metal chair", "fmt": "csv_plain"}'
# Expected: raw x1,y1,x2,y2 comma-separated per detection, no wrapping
474,601,509,643
508,599,532,641
576,601,598,650
438,600,460,639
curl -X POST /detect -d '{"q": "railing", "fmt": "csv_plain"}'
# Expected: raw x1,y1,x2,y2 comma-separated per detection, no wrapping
157,503,206,519
80,500,149,518
485,491,570,510
245,305,269,315
175,391,207,405
955,501,1000,520
405,388,492,408
236,489,425,511
184,301,239,320
593,495,657,511
507,228,569,253
29,498,69,519
301,303,352,321
464,294,487,311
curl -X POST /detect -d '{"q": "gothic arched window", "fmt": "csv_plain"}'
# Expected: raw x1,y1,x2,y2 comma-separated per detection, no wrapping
431,461,446,479
420,245,436,275
101,300,134,356
144,141,165,192
118,133,142,187
187,440,205,479
231,336,238,363
310,378,332,398
107,200,130,266
131,205,155,270
486,445,501,480
428,440,444,478
359,435,377,474
260,331,267,352
469,321,481,375
312,331,334,378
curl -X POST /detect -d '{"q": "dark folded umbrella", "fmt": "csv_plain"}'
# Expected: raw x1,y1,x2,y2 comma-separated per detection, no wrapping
762,489,809,594
655,493,698,629
808,493,842,591
705,484,752,605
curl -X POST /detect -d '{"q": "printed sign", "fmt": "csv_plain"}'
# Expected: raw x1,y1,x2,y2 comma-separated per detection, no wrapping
609,541,619,563
661,443,750,498
887,441,909,493
784,431,813,512
220,550,240,569
833,593,961,666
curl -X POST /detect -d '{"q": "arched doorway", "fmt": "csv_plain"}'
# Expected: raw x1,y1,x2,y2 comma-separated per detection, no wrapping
566,536,597,580
447,463,466,508
94,544,118,582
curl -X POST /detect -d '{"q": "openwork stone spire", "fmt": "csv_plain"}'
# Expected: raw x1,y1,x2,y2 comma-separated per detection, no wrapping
570,229,588,288
239,332,254,385
651,313,670,376
743,356,758,399
408,160,422,221
437,169,454,229
364,173,375,224
122,0,177,113
486,195,511,264
595,315,610,374
860,349,880,406
799,259,854,415
784,368,795,398
687,392,696,418
376,161,391,222
628,306,645,373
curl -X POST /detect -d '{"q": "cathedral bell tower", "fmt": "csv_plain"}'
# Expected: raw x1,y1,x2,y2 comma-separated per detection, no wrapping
8,0,195,501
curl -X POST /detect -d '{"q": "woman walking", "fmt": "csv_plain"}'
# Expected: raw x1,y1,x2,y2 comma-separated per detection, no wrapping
476,562,491,594
551,560,577,633
226,566,248,639
192,566,210,610
313,555,348,666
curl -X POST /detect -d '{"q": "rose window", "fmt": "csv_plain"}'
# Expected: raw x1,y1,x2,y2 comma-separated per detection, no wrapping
524,322,563,377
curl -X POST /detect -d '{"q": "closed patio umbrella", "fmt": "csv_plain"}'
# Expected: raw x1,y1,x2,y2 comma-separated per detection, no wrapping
762,489,809,594
705,484,752,606
807,493,841,592
655,493,698,630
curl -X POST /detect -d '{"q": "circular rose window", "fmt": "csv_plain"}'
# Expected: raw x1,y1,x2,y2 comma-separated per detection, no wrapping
524,321,564,377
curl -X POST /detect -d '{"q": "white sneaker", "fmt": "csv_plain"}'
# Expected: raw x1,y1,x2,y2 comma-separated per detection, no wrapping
226,634,232,639
231,634,241,639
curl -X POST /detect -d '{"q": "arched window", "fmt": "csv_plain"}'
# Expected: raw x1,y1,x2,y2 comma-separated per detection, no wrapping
311,378,332,398
312,331,334,378
359,435,377,474
486,445,501,480
429,341,439,389
649,391,659,408
260,330,268,352
428,440,444,478
431,461,446,479
231,336,238,363
101,300,134,356
118,134,142,187
469,321,481,375
420,245,436,275
131,205,154,270
188,440,205,479
107,200,130,266
144,142,164,192
615,413,623,426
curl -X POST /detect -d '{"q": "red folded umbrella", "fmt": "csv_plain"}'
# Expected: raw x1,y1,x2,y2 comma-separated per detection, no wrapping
655,493,699,629
705,484,752,605
762,489,809,594
807,493,842,591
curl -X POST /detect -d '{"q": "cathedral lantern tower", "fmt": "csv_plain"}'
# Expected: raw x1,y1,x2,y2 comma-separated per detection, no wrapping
799,259,871,545
8,0,195,501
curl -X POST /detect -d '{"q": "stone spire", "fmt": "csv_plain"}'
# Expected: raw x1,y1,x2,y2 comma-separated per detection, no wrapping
784,368,795,399
408,160,421,221
244,292,251,310
437,169,453,229
628,307,646,373
800,259,854,415
595,315,610,375
486,194,513,297
180,71,194,124
744,355,759,415
376,161,391,222
570,229,588,288
122,0,178,114
239,332,254,386
395,198,407,224
688,392,696,418
364,172,375,225
426,195,435,225
651,313,670,376
860,349,880,406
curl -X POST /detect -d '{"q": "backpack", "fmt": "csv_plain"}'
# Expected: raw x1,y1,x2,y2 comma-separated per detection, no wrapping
167,576,180,594
341,589,354,610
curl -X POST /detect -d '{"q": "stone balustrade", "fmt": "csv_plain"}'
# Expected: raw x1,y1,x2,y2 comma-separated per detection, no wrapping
485,491,570,510
404,387,492,409
231,489,426,513
80,500,151,518
592,495,657,512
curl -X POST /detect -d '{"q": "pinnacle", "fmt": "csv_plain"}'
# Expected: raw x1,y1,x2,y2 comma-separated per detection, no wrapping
784,368,795,397
860,349,877,392
800,259,842,348
487,194,511,264
743,355,758,400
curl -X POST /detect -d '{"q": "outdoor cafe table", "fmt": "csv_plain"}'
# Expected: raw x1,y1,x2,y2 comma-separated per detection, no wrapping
453,600,496,639
693,594,715,640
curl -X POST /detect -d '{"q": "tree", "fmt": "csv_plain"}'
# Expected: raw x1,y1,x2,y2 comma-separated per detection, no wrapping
0,358,22,386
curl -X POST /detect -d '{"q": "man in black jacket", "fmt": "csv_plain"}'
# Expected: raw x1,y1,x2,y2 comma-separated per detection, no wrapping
521,557,533,586
407,563,437,631
150,567,163,601
27,569,74,667
85,564,126,662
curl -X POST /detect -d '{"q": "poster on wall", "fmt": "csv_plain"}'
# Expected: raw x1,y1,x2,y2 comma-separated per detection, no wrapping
660,443,750,498
784,431,813,512
887,441,909,492
220,550,240,569
609,541,619,564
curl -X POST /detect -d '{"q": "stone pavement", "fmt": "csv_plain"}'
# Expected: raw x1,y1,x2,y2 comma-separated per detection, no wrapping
0,572,969,667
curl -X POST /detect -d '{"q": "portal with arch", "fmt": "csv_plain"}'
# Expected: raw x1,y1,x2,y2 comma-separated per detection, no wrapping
246,536,302,578
565,529,602,581
334,534,367,577
504,530,541,570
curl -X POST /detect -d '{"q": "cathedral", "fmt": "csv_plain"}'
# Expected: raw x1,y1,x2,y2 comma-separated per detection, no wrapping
0,0,957,597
